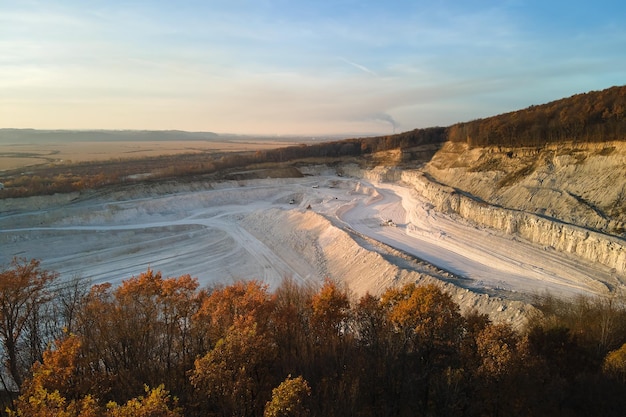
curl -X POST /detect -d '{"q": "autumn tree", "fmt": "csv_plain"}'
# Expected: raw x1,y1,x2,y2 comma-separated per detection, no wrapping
105,385,182,417
348,292,396,416
309,278,350,344
599,342,626,414
307,278,353,416
191,320,278,417
264,375,311,417
604,342,626,382
10,336,181,417
75,270,205,403
476,323,521,379
8,388,100,417
353,293,389,351
474,323,527,417
0,258,58,391
380,283,465,415
8,334,101,417
269,278,315,385
194,280,275,347
22,335,84,399
72,283,117,400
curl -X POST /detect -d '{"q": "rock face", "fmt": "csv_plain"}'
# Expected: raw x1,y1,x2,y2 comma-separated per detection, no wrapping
424,141,626,235
399,170,626,275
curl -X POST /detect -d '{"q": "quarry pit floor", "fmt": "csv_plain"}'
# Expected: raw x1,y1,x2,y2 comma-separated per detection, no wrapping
1,175,620,305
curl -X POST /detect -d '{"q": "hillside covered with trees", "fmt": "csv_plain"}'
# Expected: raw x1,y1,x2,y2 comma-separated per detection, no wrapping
447,85,626,147
2,258,626,417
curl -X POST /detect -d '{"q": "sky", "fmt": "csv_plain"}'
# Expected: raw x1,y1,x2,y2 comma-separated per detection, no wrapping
1,1,625,136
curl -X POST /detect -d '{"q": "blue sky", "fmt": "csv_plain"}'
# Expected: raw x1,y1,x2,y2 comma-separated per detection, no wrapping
1,1,625,135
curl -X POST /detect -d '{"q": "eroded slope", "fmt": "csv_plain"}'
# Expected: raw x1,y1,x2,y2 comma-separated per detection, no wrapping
424,141,626,235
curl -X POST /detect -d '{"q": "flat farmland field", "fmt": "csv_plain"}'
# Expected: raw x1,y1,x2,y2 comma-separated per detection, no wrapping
0,130,323,198
0,138,302,171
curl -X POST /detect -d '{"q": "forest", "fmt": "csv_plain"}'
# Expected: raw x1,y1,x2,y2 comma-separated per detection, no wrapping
447,85,626,147
2,258,626,417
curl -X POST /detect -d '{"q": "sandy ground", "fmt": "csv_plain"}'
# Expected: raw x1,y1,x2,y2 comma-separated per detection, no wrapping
1,173,622,322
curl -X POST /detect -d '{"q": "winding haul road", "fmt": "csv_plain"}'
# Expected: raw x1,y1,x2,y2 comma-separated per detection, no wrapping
337,182,615,298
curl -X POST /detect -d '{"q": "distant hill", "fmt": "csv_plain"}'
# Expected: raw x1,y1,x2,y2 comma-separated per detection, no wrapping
0,129,220,143
446,85,626,147
319,85,626,155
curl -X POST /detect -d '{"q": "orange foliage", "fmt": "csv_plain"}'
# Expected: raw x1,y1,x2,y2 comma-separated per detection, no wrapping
5,259,626,417
191,321,277,417
105,385,182,417
195,280,275,344
310,278,350,338
382,283,463,351
74,270,205,403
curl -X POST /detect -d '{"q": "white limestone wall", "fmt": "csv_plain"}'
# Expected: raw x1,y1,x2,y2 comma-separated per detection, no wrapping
399,170,626,275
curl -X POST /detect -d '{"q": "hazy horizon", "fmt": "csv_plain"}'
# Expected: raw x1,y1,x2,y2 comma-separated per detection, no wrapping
2,1,625,136
0,127,364,142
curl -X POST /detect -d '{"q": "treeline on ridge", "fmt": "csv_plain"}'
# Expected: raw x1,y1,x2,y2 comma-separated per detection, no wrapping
2,258,626,417
447,85,626,147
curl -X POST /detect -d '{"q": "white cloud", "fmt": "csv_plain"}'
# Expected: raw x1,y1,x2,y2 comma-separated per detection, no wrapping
339,57,378,76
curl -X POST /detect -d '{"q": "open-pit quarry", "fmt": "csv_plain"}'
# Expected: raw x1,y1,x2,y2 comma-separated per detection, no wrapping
2,164,625,327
